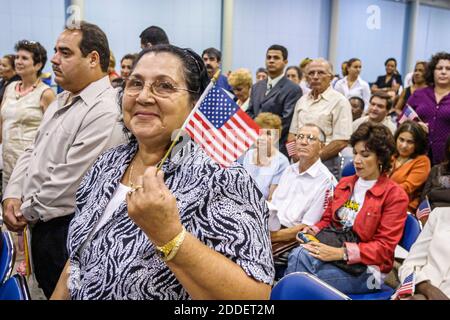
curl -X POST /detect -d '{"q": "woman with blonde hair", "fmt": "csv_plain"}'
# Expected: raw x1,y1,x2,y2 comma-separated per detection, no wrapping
228,68,252,111
240,112,289,200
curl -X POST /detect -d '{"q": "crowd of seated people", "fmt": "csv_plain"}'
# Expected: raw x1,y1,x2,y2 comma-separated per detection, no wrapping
1,19,449,301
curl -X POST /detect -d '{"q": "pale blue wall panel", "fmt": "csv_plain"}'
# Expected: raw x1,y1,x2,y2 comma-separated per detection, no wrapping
232,0,331,77
0,0,65,75
415,4,450,63
336,0,407,84
84,0,222,67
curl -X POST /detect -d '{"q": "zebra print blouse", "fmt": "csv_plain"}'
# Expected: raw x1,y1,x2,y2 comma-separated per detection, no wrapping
67,140,274,299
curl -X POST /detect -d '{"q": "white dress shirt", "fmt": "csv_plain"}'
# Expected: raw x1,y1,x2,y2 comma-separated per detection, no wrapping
271,159,337,227
334,76,371,111
266,74,284,94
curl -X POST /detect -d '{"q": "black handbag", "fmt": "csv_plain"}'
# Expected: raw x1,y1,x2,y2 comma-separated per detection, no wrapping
316,226,367,276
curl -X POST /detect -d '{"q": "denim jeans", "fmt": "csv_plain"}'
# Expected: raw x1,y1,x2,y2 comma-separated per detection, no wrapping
286,246,380,294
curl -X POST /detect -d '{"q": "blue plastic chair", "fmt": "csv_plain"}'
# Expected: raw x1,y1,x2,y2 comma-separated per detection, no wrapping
0,231,14,284
271,272,350,300
340,161,356,178
348,214,422,300
399,214,422,251
0,274,31,300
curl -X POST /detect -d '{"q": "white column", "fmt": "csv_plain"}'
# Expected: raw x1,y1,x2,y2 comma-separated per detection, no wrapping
405,0,420,74
65,0,84,23
221,0,234,74
328,0,340,74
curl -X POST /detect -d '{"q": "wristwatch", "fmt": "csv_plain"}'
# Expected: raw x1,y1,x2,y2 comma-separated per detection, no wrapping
155,227,186,262
342,247,348,261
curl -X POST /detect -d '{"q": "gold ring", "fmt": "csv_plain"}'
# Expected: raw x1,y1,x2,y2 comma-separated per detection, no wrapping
128,185,143,196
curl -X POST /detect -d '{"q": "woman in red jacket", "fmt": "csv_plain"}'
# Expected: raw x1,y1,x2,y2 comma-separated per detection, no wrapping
285,122,409,294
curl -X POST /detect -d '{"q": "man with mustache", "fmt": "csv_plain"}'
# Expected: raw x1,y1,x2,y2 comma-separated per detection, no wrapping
202,47,233,93
2,21,127,298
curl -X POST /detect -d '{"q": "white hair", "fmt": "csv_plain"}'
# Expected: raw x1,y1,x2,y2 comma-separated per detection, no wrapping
306,58,334,75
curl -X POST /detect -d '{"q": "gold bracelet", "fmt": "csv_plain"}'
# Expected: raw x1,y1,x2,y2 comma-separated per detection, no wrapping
155,227,187,262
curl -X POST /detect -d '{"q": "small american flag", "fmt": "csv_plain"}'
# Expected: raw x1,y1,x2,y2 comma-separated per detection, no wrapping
323,183,335,210
416,198,431,220
185,86,260,167
392,272,415,299
399,105,420,124
285,140,297,157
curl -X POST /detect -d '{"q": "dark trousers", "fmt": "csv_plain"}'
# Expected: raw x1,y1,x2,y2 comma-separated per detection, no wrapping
31,214,74,299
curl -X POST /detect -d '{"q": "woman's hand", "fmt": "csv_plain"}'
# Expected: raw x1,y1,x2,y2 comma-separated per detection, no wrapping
299,225,316,236
418,121,429,134
127,166,183,246
302,242,345,262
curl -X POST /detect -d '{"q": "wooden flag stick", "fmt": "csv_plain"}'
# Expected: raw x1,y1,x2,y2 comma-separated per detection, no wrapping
157,70,221,170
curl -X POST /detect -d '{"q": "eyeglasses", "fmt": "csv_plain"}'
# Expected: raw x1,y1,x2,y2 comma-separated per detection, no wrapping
296,133,320,144
124,78,198,98
307,70,329,77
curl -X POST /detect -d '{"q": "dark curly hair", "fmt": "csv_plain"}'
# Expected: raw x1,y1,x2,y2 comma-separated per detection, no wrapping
14,40,47,76
350,122,396,173
425,52,450,86
118,45,209,140
394,120,428,158
132,45,209,102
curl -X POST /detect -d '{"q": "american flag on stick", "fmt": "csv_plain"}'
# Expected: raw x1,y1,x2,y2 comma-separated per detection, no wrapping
399,105,421,124
416,198,431,220
392,272,415,299
185,85,260,167
285,140,297,158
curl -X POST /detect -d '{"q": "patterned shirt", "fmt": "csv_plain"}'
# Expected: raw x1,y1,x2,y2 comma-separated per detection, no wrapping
67,140,274,299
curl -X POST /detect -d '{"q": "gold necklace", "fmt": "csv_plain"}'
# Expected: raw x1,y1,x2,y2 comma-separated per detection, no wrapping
128,153,165,188
129,160,137,188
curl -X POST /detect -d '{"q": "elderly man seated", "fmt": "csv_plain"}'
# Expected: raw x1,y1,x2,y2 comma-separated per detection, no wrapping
270,124,337,278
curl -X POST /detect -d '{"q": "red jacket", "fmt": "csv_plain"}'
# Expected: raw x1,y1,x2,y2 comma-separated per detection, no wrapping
312,175,409,273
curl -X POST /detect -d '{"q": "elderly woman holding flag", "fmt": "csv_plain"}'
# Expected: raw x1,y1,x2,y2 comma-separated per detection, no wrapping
50,45,274,300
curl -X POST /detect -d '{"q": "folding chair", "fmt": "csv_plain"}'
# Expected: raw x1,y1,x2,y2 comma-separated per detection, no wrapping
271,272,350,300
